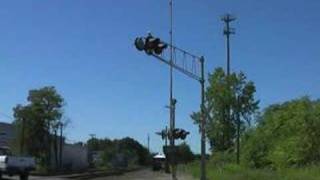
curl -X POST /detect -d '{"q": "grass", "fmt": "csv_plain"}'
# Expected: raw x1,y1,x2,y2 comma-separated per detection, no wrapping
181,161,320,180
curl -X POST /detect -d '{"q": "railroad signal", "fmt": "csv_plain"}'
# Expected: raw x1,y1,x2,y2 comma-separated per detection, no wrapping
172,128,190,140
156,129,168,140
134,37,145,51
134,29,206,180
154,41,168,55
180,130,190,140
134,33,168,55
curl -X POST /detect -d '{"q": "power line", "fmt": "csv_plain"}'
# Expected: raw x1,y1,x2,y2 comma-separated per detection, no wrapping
0,112,13,121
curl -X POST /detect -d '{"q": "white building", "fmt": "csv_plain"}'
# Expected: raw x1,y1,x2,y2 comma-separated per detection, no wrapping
0,121,88,171
0,122,15,148
60,143,89,171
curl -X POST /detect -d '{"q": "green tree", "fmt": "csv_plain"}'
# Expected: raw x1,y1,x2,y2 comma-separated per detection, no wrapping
87,137,151,167
192,67,259,155
176,142,195,163
87,137,113,152
242,97,320,169
13,86,65,170
117,137,150,165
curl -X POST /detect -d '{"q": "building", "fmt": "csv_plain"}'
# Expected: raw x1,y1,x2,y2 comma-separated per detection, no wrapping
0,121,89,171
0,122,15,148
58,142,89,171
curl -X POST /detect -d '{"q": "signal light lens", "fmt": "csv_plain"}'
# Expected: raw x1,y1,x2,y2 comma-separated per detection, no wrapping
134,37,145,51
135,34,168,55
154,43,168,55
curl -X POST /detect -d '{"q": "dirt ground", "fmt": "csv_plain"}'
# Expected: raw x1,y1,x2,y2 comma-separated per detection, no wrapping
89,169,195,180
2,169,195,180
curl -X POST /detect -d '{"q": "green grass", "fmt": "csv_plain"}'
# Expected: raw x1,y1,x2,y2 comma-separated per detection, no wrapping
181,161,320,180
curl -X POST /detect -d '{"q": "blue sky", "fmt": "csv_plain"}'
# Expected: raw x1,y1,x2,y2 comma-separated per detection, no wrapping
0,0,319,153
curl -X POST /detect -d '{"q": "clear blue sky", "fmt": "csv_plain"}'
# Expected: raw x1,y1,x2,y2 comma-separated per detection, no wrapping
0,0,319,153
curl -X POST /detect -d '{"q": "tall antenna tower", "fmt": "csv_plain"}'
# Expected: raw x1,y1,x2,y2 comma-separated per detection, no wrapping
147,133,150,152
222,13,240,165
221,14,236,75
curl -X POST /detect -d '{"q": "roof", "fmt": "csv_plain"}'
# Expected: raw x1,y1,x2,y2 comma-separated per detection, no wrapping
153,153,166,159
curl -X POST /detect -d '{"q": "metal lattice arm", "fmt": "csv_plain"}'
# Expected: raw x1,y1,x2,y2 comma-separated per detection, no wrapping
153,43,203,82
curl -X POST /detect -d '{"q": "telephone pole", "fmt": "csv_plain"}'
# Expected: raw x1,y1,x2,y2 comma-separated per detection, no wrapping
59,122,64,169
147,133,150,152
221,14,236,76
20,118,26,155
222,14,239,164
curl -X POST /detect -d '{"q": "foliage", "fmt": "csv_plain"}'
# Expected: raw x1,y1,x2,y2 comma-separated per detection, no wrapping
242,97,320,169
87,137,151,167
12,86,65,170
191,67,259,152
183,161,320,180
87,138,113,152
210,151,236,167
184,96,320,179
117,137,150,165
176,142,195,163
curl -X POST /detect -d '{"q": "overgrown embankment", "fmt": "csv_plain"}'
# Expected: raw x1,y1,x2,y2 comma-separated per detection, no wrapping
184,97,320,180
183,161,320,180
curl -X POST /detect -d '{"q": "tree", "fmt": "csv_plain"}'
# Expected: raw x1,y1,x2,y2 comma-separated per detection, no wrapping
176,142,195,163
87,137,151,167
117,137,150,166
87,137,113,152
13,86,65,170
192,67,259,161
242,97,320,169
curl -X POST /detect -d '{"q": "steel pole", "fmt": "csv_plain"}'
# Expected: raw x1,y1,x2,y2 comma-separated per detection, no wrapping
226,22,230,76
237,108,240,164
165,126,170,173
171,99,177,180
169,0,177,179
59,123,63,169
226,20,231,158
148,133,150,153
200,57,206,180
20,118,25,155
236,96,240,164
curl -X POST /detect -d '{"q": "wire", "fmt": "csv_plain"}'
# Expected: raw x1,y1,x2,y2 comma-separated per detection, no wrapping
0,112,13,120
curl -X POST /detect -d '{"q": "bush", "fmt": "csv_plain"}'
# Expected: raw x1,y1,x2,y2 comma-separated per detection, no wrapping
210,151,236,167
184,160,320,180
176,142,195,163
88,137,151,168
241,97,320,169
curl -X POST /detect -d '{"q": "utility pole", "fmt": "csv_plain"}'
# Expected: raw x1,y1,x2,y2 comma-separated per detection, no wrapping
20,118,25,155
59,122,63,169
221,14,236,76
54,128,58,170
147,133,150,153
222,14,239,164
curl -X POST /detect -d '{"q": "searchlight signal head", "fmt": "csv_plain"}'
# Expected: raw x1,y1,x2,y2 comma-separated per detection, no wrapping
134,33,168,55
